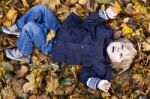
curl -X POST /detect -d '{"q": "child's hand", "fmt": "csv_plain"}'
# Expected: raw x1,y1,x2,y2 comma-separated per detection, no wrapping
106,6,118,19
97,80,111,92
142,42,150,51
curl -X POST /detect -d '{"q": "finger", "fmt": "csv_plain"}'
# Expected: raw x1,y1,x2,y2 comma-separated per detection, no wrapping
106,86,110,90
110,3,115,7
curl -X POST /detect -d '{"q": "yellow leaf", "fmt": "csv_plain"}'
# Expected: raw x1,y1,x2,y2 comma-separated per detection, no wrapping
20,61,28,65
114,1,122,13
47,29,55,42
2,20,11,26
21,0,29,8
5,7,17,20
78,0,88,5
3,7,18,26
0,67,5,78
133,0,148,13
122,23,133,35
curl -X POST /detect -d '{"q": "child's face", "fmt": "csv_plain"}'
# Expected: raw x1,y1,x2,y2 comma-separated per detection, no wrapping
107,41,130,63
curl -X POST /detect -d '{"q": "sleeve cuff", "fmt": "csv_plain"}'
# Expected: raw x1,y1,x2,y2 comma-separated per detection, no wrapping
87,77,101,90
99,10,109,20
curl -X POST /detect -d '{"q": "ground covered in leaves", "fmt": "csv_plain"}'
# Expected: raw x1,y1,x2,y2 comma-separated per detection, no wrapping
0,0,150,99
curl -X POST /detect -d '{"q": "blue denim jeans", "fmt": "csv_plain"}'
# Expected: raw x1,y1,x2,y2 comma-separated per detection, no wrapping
16,5,60,55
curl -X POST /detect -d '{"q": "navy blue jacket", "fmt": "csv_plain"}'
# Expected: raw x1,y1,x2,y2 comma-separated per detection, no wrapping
52,10,113,90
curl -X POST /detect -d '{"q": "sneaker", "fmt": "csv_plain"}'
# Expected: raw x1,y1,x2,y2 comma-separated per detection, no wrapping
0,24,20,36
5,48,30,63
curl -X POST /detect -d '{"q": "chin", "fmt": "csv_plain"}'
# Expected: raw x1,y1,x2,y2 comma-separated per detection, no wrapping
106,45,111,55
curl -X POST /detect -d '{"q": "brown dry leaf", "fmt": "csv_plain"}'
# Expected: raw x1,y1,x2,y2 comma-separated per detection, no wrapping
69,0,77,4
31,55,40,65
57,4,70,21
18,7,29,14
15,65,29,78
21,0,30,8
142,42,150,51
32,0,41,5
23,69,43,93
148,22,150,31
75,4,86,17
111,96,119,99
122,96,128,99
45,71,59,92
64,85,75,94
135,28,142,36
29,94,49,99
132,74,145,85
2,7,18,26
123,17,130,23
101,92,111,98
53,88,64,95
68,93,86,99
0,62,14,71
11,79,24,97
23,82,36,93
70,66,77,81
1,86,16,99
95,0,112,4
146,37,150,43
42,0,60,12
0,52,5,62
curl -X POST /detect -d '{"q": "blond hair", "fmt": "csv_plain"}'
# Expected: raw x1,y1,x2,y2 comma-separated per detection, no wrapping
111,38,137,74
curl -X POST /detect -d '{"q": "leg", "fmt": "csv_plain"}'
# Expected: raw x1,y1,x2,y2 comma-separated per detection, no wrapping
17,21,51,55
16,5,60,32
0,5,60,36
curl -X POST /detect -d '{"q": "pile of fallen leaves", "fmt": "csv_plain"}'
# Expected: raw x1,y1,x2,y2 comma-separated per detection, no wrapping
0,0,150,99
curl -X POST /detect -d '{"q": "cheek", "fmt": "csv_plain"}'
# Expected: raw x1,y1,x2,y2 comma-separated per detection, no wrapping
110,54,121,62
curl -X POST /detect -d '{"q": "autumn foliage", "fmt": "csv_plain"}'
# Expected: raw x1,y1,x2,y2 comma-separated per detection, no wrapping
0,0,150,99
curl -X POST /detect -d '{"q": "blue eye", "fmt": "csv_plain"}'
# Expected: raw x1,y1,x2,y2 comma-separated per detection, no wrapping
122,45,124,49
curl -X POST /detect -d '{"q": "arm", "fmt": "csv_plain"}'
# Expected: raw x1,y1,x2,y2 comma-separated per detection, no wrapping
83,10,109,24
78,65,112,92
83,6,118,24
62,12,82,27
78,66,100,90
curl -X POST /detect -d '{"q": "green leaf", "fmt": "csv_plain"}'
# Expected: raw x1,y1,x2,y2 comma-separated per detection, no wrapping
60,78,73,86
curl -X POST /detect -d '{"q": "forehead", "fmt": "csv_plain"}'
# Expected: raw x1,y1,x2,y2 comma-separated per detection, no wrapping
110,41,124,45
